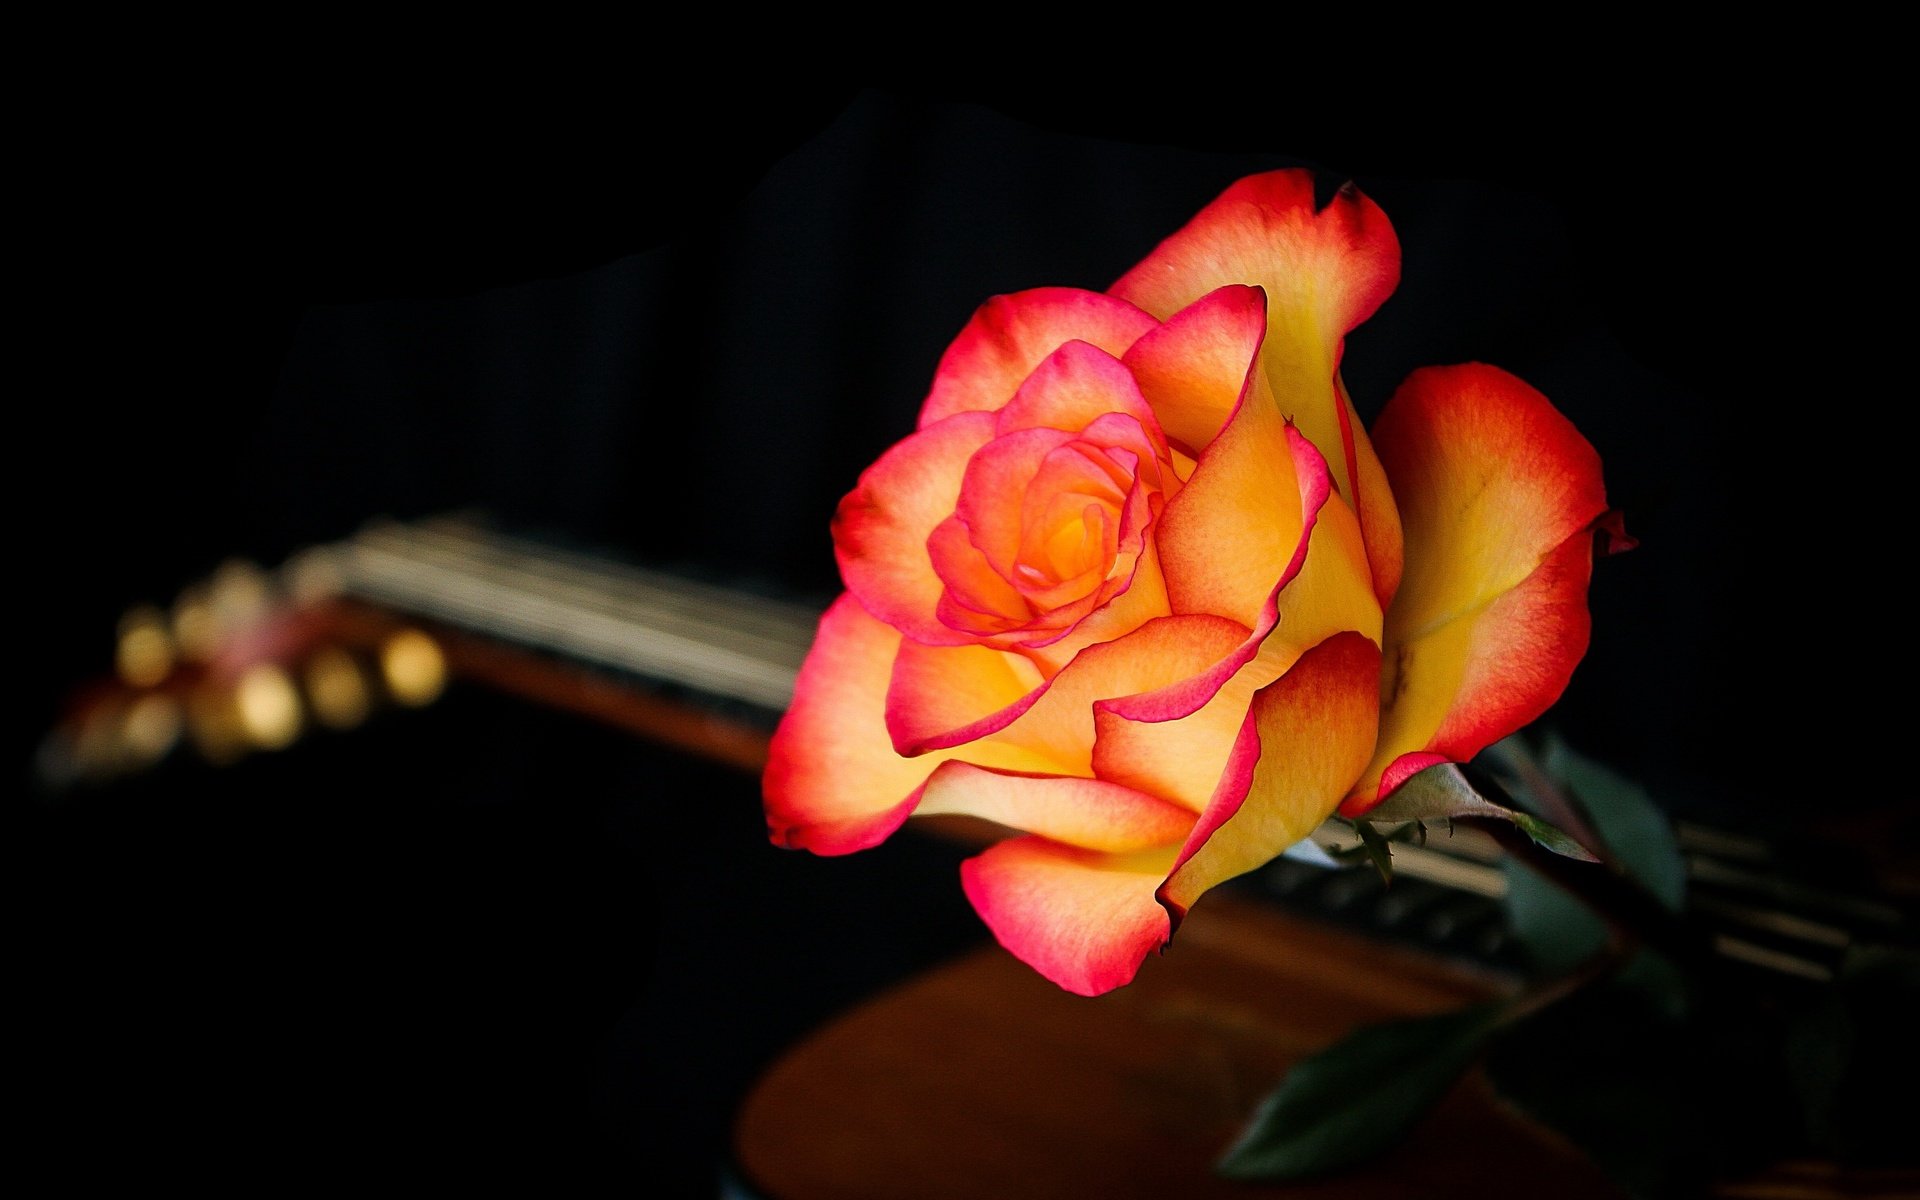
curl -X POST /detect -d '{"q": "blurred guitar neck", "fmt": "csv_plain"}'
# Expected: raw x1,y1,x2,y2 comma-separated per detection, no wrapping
41,513,1909,987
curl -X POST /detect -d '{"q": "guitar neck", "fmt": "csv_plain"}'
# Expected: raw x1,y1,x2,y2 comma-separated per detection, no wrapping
321,515,819,717
43,514,1909,988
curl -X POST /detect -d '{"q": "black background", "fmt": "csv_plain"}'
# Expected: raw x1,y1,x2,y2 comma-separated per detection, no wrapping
22,83,1857,1192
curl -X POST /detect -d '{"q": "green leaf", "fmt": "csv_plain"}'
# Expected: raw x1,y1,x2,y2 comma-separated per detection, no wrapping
1502,853,1609,977
1502,827,1690,1017
1367,762,1600,861
1507,810,1606,863
1216,1004,1502,1180
1542,734,1685,911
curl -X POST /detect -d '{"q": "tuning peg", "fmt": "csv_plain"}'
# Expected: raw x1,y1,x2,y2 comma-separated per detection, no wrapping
379,629,447,707
208,558,274,631
172,559,280,664
115,604,176,688
117,692,185,768
302,645,372,730
171,583,218,663
233,662,302,751
184,680,250,766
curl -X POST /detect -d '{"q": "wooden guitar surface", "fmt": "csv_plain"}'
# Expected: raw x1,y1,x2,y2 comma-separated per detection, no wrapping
732,893,1622,1199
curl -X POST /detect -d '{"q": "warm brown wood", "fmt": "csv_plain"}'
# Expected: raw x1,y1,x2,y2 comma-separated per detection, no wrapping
732,894,1626,1200
412,611,776,774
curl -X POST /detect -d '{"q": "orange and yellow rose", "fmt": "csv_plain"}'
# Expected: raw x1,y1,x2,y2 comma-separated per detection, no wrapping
763,170,1616,995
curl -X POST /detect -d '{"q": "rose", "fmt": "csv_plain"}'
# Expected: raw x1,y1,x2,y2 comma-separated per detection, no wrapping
763,170,1616,995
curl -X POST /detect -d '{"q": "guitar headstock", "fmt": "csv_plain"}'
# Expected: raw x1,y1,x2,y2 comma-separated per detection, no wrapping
37,547,450,792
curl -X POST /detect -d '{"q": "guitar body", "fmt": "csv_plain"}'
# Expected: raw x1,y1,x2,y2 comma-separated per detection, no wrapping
32,517,1913,1197
732,895,1624,1200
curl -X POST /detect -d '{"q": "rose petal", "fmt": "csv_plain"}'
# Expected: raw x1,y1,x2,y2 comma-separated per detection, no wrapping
885,595,1235,767
1345,363,1609,813
1090,645,1281,814
919,288,1159,428
952,425,1080,582
1345,531,1595,815
1156,381,1379,664
915,761,1195,852
995,339,1167,458
926,514,1030,633
1018,539,1172,676
886,637,1046,756
1120,283,1268,457
961,836,1177,996
1127,421,1371,733
834,411,998,646
1157,631,1382,922
764,594,1054,854
988,613,1249,771
1111,170,1402,604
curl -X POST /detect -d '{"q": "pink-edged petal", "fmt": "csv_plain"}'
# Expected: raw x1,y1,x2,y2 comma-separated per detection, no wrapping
994,339,1167,458
961,836,1177,996
1111,170,1402,595
1346,363,1611,813
1120,283,1268,457
834,411,997,646
987,613,1249,771
1090,642,1282,814
954,425,1078,580
926,514,1029,631
1087,443,1359,813
1018,538,1172,675
915,761,1195,852
1143,416,1375,722
1346,531,1595,815
891,552,1188,760
886,637,1045,756
764,594,1054,854
1158,632,1382,922
1157,387,1380,656
919,288,1159,428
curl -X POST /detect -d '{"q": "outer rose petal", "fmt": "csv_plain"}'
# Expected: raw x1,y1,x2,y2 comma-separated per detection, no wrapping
1111,170,1403,608
834,411,997,646
919,288,1160,428
915,762,1195,852
763,595,1054,854
1345,532,1595,815
1345,363,1609,812
1158,632,1382,921
961,837,1177,997
885,638,1045,755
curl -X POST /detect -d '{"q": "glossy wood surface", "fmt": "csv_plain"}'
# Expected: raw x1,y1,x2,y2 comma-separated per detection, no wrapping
733,893,1626,1200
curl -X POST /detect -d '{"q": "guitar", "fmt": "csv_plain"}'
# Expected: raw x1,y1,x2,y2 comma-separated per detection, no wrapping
36,514,1916,1197
40,512,1903,986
